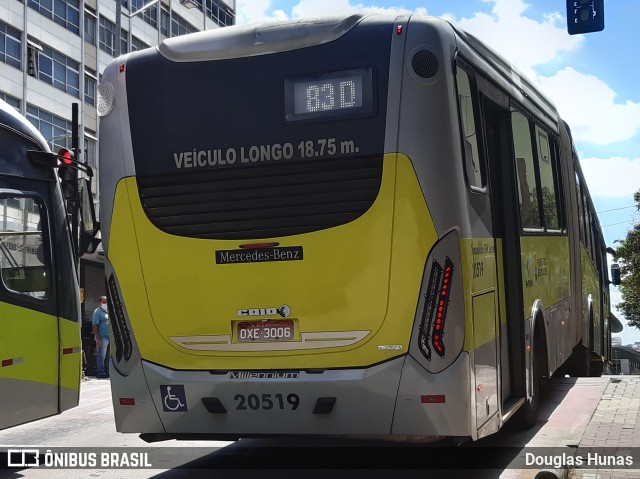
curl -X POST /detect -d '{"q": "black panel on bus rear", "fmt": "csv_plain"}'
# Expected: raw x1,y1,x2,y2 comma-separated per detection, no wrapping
126,20,391,239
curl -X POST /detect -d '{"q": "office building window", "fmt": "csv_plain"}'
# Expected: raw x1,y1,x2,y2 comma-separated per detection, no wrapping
85,10,97,46
0,93,20,111
99,16,117,56
121,28,129,54
85,69,97,106
205,0,235,27
160,8,169,36
0,21,21,69
32,44,80,98
171,12,197,37
131,36,149,52
28,0,81,35
26,105,72,151
129,0,158,29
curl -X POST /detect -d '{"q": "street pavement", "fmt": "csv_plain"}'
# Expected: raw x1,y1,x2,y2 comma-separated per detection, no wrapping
1,375,639,478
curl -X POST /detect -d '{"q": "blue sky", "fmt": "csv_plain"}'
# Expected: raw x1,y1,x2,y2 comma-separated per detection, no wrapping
235,0,640,344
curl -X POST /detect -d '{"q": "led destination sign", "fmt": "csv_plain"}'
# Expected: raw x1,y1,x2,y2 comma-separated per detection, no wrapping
285,68,373,121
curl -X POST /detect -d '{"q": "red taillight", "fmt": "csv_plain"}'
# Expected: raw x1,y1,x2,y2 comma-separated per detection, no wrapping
419,257,454,360
1,359,13,367
396,25,403,35
119,398,136,406
58,148,73,165
432,260,453,357
239,242,280,249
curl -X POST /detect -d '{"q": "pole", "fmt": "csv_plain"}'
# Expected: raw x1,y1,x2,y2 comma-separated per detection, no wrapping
71,103,80,260
116,0,122,56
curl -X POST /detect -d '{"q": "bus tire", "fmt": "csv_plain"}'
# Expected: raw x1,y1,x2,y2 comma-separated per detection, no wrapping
513,326,545,430
567,344,590,377
589,358,603,377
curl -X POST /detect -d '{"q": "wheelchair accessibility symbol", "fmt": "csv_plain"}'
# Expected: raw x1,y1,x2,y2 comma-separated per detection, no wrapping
160,385,188,412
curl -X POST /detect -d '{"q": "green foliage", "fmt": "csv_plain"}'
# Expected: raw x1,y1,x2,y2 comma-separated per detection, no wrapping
613,190,640,329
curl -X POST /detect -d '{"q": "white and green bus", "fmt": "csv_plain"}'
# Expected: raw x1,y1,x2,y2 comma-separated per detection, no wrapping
0,99,97,430
97,13,615,442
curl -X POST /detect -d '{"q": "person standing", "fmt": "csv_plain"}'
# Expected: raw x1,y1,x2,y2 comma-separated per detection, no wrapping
92,296,110,378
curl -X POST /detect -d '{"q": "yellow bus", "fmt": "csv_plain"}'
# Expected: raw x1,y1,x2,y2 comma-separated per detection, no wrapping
97,13,615,442
0,99,97,430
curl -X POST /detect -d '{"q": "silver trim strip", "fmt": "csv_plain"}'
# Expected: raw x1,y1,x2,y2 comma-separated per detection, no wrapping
170,330,370,351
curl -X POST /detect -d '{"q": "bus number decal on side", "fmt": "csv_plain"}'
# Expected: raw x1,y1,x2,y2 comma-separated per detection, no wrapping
234,393,300,411
472,261,484,278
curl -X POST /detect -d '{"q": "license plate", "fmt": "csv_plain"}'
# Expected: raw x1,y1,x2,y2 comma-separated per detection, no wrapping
236,320,295,342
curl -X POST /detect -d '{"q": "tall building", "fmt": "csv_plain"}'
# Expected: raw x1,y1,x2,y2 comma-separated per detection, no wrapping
1,0,234,173
0,0,235,372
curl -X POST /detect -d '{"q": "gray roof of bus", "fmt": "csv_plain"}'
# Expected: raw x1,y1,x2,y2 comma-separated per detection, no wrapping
0,99,50,152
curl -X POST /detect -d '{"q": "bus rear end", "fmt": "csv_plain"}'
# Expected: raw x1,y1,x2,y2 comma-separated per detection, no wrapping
99,14,471,440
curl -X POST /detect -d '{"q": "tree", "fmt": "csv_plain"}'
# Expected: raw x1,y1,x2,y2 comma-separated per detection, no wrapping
613,190,640,329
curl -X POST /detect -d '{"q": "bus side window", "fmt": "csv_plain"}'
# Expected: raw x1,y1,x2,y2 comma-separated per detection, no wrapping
535,127,561,231
575,171,585,244
0,196,51,300
511,110,541,230
455,67,484,189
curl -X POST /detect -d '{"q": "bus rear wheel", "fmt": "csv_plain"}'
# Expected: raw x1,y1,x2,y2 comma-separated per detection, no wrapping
512,331,545,430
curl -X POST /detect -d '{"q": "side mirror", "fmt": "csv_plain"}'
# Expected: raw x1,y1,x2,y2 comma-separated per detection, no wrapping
611,263,621,286
79,179,100,255
79,179,97,235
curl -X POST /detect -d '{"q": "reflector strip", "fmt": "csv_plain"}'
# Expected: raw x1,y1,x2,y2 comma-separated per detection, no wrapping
119,398,136,406
62,347,81,355
421,395,446,404
1,357,24,367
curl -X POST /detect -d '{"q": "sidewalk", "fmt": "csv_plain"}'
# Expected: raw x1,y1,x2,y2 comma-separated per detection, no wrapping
570,376,640,479
491,376,640,479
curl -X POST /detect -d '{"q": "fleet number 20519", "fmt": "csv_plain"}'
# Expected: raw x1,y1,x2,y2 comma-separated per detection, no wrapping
234,393,300,410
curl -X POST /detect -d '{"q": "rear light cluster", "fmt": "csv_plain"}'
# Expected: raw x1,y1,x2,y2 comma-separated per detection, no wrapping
107,274,132,362
418,257,455,360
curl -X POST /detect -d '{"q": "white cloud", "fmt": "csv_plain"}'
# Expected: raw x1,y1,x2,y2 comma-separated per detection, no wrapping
442,0,582,78
580,156,640,198
235,0,427,24
537,68,640,146
291,0,426,19
236,0,287,24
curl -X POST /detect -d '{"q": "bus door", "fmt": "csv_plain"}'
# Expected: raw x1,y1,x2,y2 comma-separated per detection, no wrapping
471,76,528,416
480,95,528,413
456,62,503,430
0,181,59,430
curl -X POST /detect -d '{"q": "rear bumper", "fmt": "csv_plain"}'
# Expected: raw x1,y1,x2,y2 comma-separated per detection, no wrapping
111,353,471,438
